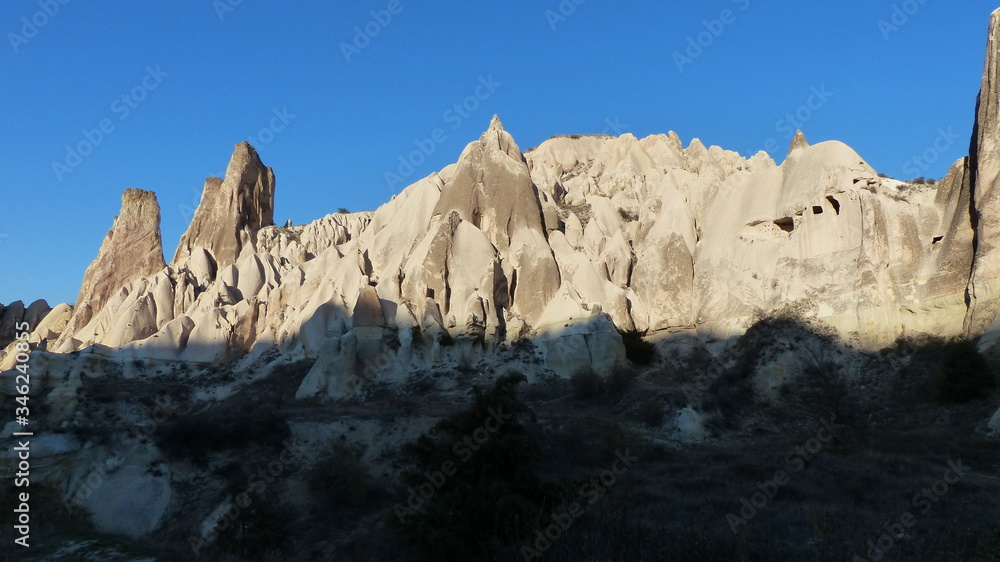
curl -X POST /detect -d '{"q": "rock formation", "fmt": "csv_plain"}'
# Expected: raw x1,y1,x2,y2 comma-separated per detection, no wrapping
8,11,1000,402
172,142,275,268
54,189,165,350
967,8,1000,336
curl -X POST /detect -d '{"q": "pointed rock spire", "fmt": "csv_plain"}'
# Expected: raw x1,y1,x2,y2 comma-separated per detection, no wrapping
432,116,542,246
482,114,523,161
62,189,166,338
788,130,809,155
965,9,1000,334
430,116,560,325
173,142,275,269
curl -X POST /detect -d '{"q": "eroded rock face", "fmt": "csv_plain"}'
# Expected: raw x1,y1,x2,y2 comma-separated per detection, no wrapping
967,8,1000,335
432,116,560,324
173,142,275,269
56,189,166,349
25,9,1000,398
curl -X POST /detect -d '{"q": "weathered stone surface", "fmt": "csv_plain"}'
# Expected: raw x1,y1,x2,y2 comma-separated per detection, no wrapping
56,190,165,350
173,142,275,269
968,9,1000,335
31,10,1000,398
433,116,560,324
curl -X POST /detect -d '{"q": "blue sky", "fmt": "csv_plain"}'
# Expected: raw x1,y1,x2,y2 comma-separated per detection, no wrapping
1,0,997,305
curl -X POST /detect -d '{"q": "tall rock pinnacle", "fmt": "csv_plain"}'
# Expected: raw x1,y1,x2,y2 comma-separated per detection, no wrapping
173,142,275,269
432,115,547,247
63,189,166,338
431,116,560,324
787,129,809,156
966,8,1000,334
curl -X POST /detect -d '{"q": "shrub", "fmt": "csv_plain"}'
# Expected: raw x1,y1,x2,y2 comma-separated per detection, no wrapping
571,368,605,400
393,373,559,561
337,207,350,214
638,399,666,427
211,491,294,560
571,367,636,401
619,329,656,365
155,408,290,464
935,340,997,403
607,366,637,394
308,442,378,512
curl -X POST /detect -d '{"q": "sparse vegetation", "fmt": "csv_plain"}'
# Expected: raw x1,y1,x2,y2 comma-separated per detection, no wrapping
307,442,380,512
393,373,560,561
638,399,666,427
619,328,656,365
934,339,997,403
571,366,636,401
20,315,1000,562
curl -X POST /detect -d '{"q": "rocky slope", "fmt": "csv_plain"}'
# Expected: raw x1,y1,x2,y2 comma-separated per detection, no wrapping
5,117,987,396
3,9,1000,555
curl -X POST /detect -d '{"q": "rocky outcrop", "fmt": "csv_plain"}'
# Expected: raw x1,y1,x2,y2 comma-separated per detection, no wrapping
431,116,560,325
173,142,275,269
967,8,1000,335
19,10,1000,399
55,189,165,350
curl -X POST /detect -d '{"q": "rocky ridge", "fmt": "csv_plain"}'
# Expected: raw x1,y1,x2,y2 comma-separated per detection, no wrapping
6,13,1000,406
2,9,1000,552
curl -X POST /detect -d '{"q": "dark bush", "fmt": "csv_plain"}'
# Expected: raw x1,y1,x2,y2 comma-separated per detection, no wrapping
638,399,666,427
571,368,605,400
393,373,559,561
935,340,996,403
607,366,637,394
619,329,656,365
571,366,636,402
308,442,379,512
155,408,291,464
211,491,294,560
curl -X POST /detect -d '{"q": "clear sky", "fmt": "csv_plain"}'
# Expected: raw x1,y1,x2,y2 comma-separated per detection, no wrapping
1,1,997,305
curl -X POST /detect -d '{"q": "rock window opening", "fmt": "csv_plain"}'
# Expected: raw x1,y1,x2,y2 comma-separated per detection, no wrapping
826,196,841,215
